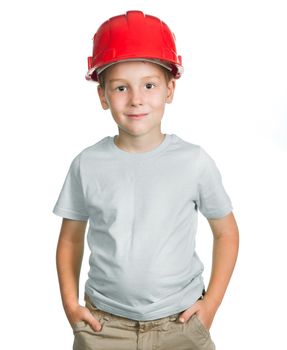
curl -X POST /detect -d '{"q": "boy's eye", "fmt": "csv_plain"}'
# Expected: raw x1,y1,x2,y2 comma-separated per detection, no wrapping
116,86,127,92
145,83,155,89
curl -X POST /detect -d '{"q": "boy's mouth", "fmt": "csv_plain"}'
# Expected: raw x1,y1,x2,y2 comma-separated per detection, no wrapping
127,114,148,119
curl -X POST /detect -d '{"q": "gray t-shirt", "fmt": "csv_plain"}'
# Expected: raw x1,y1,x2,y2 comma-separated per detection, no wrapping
53,134,233,321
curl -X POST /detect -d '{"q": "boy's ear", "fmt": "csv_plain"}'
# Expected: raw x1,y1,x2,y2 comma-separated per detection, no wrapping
166,79,176,104
97,85,109,110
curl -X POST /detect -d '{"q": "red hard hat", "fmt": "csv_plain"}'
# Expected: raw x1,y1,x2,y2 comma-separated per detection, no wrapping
86,11,183,82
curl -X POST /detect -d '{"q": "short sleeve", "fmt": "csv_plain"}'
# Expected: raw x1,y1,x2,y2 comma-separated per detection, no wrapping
52,154,89,221
197,147,233,219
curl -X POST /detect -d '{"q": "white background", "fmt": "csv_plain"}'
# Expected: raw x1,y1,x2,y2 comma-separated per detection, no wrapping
1,0,286,348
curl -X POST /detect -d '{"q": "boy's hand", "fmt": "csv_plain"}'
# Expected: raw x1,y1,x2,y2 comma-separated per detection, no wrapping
66,304,103,332
178,298,217,330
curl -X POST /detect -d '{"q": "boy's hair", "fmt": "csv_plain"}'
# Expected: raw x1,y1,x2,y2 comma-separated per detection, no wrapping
98,64,174,89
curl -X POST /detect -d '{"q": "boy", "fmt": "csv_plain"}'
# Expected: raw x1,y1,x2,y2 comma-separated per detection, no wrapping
53,10,239,350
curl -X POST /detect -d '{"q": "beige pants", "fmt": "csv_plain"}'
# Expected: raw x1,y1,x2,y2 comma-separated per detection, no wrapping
72,295,216,350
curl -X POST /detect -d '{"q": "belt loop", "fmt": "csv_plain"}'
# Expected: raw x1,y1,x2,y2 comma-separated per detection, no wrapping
169,314,178,322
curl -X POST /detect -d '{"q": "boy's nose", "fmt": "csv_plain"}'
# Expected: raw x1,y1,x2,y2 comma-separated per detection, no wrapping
130,89,143,106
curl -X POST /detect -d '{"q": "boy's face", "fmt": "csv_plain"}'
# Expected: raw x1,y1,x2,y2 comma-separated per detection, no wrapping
97,61,176,138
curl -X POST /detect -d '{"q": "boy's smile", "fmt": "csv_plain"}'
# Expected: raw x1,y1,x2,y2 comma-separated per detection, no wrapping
126,113,148,119
97,61,175,152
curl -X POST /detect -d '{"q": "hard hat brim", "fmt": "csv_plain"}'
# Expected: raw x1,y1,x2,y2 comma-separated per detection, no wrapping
86,58,179,82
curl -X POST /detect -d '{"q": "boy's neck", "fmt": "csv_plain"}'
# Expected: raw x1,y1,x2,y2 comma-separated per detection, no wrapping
114,131,166,154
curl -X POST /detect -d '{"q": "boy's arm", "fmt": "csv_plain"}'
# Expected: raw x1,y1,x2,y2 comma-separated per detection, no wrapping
204,211,239,310
178,212,239,329
56,218,86,311
56,218,102,332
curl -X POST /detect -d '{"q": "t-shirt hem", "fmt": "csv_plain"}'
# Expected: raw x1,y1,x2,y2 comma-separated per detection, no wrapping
85,279,205,321
52,206,89,221
85,299,202,321
202,206,233,220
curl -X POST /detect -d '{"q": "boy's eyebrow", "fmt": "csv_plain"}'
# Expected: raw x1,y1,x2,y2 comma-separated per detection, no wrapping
108,75,162,83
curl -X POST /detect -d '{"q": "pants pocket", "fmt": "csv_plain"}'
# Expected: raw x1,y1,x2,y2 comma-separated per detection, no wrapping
185,314,216,349
193,314,211,338
72,321,87,331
